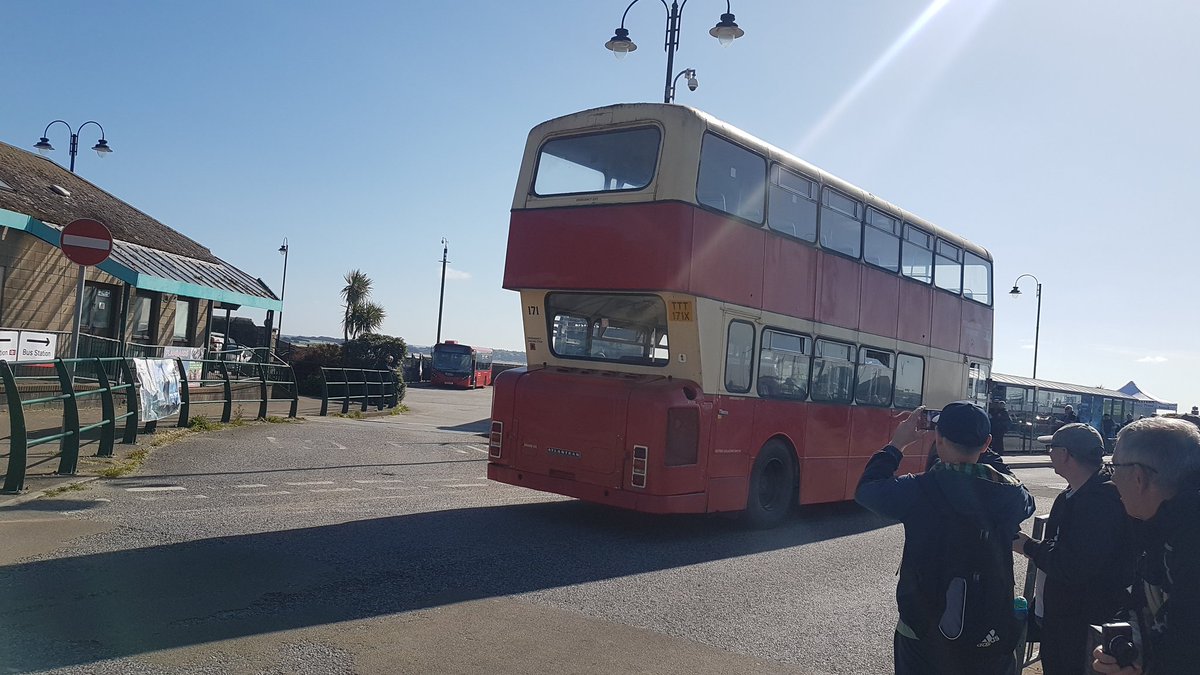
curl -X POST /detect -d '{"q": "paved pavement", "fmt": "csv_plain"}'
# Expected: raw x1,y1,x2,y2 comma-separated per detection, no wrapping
1,387,1064,674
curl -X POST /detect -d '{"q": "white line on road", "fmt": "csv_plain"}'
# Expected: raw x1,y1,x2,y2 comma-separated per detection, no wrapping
230,491,292,497
352,479,406,484
444,483,487,488
126,486,187,492
362,494,419,501
453,448,468,454
235,484,269,488
266,437,279,445
377,485,415,490
309,487,362,493
284,481,335,486
466,445,488,453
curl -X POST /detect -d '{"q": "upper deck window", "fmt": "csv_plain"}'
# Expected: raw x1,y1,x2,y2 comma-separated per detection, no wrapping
697,133,766,223
533,126,661,196
901,224,933,284
767,165,818,243
864,208,901,273
934,239,963,294
963,251,992,305
819,187,863,259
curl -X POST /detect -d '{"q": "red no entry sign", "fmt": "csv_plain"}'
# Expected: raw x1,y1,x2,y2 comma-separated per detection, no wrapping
60,218,113,266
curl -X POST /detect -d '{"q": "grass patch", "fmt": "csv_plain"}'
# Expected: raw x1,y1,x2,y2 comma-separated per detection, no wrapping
264,415,299,423
98,448,150,478
332,410,365,419
44,482,90,498
188,415,222,432
389,404,410,416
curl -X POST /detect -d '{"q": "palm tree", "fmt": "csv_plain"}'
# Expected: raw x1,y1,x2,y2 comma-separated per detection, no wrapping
340,270,372,342
350,302,386,339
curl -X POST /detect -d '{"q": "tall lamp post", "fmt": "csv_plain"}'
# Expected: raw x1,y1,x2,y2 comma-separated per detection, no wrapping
1009,274,1042,379
605,0,744,103
34,120,113,173
436,238,448,344
277,238,289,340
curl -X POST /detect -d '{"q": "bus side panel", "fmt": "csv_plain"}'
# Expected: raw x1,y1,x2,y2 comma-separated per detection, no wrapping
690,210,764,309
799,403,851,504
930,291,963,353
859,266,900,339
843,406,899,500
816,253,861,332
761,237,816,320
960,301,993,360
708,395,756,479
897,282,933,346
503,203,694,292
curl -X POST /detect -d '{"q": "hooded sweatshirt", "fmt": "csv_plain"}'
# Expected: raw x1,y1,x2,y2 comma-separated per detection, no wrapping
855,444,1036,637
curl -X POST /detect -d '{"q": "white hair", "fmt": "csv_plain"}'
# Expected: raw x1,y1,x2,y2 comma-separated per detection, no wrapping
1116,417,1200,492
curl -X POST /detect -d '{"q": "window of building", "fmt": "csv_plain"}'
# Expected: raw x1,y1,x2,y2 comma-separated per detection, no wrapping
131,292,158,343
894,354,924,408
173,298,196,346
810,339,854,403
863,208,901,272
724,320,755,393
546,292,669,366
767,165,818,243
818,188,862,259
81,282,118,338
856,347,894,406
963,252,992,305
901,225,933,284
757,328,810,400
935,239,963,294
697,133,766,223
533,126,661,195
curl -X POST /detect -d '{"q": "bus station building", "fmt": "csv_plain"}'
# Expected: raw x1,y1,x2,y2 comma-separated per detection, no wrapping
0,140,281,360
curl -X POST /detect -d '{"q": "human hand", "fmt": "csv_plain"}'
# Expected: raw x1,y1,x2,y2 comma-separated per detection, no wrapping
1092,645,1142,675
890,407,932,450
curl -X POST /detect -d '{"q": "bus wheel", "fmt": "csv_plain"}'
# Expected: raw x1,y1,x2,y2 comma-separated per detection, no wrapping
743,440,796,529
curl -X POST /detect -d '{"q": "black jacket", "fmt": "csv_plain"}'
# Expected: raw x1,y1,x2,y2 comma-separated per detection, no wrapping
1126,482,1200,674
1022,469,1136,652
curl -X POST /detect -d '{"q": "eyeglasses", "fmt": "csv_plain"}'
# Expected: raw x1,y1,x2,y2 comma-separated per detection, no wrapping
1104,460,1158,473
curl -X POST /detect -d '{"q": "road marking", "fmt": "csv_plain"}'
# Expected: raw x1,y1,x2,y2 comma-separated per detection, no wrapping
230,491,292,497
453,448,468,454
266,437,279,445
235,484,269,488
127,486,187,492
309,487,362,493
284,481,335,486
466,445,488,453
330,441,347,450
352,479,406,484
191,495,210,499
444,483,487,488
362,494,419,501
377,485,415,490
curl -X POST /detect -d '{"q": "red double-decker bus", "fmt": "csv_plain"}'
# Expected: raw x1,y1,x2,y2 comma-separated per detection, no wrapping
489,104,993,526
431,341,493,388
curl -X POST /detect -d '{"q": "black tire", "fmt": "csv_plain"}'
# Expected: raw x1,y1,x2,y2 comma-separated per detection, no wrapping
743,440,796,528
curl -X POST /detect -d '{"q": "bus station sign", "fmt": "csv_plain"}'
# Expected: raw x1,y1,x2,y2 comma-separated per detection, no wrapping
16,331,58,361
0,330,17,360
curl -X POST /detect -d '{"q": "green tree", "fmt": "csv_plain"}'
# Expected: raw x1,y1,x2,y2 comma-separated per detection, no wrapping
340,270,373,342
349,301,386,339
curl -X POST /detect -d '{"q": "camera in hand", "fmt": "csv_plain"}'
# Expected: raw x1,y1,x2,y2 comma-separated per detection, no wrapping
1101,622,1138,668
918,410,940,431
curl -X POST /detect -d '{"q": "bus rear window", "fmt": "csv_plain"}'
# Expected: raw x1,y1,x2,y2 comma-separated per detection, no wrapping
533,126,661,196
546,293,669,366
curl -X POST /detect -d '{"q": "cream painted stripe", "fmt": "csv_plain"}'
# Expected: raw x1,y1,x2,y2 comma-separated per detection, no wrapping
126,486,186,492
62,234,111,250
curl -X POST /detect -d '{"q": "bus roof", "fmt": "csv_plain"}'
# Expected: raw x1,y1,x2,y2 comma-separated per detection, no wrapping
524,103,991,262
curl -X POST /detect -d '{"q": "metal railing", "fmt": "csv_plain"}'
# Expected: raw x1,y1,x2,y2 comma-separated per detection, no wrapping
1,358,139,493
2,355,299,494
319,367,398,415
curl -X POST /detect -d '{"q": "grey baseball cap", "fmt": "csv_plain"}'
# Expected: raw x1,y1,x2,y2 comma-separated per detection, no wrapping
1038,423,1105,460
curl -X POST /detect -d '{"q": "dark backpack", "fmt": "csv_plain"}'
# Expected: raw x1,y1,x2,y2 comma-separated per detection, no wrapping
910,473,1019,659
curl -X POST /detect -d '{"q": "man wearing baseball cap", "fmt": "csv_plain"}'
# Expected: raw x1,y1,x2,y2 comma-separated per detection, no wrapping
1014,424,1135,675
857,402,1035,674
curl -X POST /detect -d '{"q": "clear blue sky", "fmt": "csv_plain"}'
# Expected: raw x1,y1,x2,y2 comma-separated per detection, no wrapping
3,1,1196,409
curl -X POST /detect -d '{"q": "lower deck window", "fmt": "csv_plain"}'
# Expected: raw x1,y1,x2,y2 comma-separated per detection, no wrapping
546,293,668,367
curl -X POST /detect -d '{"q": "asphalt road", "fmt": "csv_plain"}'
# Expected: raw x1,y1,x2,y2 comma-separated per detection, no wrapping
0,386,1068,675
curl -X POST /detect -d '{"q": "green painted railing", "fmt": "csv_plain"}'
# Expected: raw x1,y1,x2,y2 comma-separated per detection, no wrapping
319,368,397,416
1,358,139,494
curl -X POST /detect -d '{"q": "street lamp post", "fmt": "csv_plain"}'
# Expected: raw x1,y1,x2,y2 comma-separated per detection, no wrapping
277,238,289,340
436,238,448,344
34,120,113,173
605,0,744,103
1009,274,1042,379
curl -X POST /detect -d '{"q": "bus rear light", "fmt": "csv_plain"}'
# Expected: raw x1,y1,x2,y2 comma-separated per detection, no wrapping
489,421,503,458
665,407,699,466
631,445,648,488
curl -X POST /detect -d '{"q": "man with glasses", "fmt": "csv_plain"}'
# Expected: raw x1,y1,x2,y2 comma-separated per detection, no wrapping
1093,417,1200,675
1013,424,1135,675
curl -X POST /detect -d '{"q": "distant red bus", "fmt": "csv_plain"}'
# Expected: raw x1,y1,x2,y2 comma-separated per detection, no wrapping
431,341,493,388
488,104,994,527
